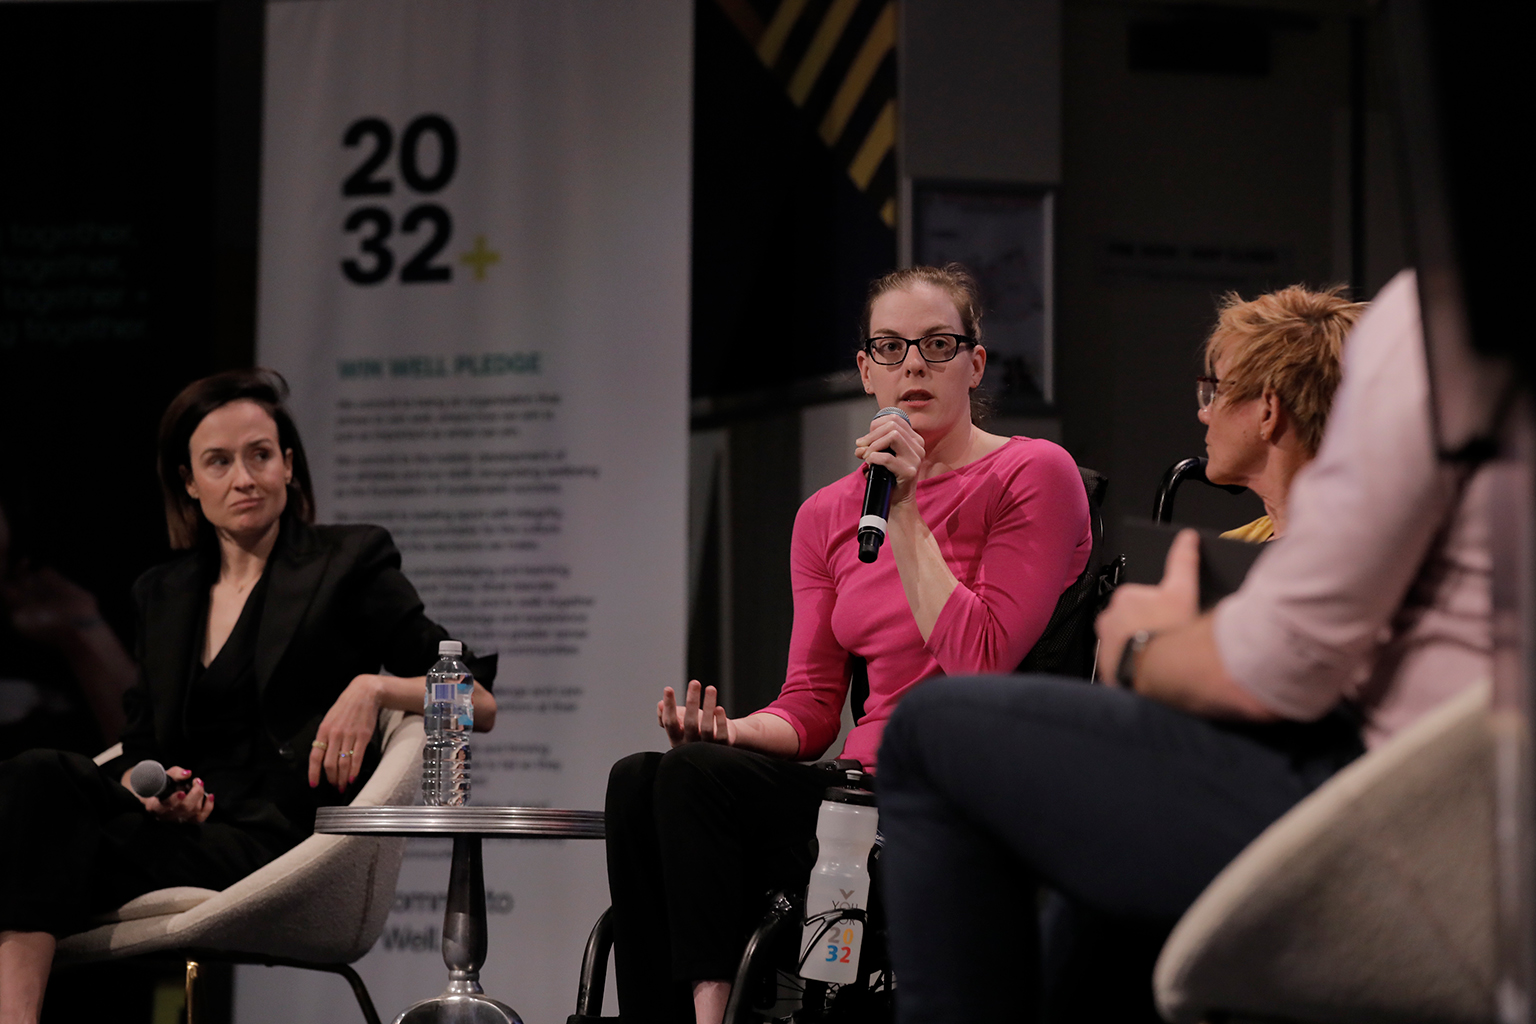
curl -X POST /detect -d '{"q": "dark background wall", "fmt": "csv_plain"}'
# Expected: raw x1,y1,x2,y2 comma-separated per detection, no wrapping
0,4,259,1019
691,0,896,410
0,0,260,647
1054,0,1406,549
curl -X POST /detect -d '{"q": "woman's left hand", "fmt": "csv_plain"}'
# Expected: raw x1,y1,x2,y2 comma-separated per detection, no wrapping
1094,529,1202,684
658,680,736,747
309,674,386,792
855,413,926,506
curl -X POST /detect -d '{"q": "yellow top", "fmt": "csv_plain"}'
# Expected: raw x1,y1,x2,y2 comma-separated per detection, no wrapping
1221,515,1276,543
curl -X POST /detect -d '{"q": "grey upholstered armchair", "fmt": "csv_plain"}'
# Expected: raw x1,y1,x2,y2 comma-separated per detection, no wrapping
1155,682,1494,1024
55,709,425,1024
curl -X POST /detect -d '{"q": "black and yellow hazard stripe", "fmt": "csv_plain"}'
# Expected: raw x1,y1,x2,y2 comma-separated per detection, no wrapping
713,0,898,228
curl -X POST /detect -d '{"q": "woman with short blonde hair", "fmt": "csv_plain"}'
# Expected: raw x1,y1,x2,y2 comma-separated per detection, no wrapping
1199,284,1367,540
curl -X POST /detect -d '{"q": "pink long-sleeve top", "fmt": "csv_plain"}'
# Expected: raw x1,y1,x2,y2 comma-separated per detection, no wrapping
762,436,1092,770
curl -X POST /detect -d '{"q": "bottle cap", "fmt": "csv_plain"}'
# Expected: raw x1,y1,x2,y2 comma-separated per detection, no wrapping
822,786,876,807
438,640,463,656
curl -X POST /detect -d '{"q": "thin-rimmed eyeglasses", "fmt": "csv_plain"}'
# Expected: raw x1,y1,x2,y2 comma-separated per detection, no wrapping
1196,376,1224,411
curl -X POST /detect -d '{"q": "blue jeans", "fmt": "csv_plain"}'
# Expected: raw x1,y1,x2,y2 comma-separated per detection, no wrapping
876,675,1362,1023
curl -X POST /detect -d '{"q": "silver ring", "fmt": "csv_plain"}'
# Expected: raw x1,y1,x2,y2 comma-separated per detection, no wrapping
339,751,353,759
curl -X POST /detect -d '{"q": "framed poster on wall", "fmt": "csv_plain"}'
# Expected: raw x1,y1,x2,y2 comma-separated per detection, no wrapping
913,183,1054,411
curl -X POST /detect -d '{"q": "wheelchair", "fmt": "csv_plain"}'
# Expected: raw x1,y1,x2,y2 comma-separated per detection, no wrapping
568,466,1119,1024
570,760,890,1024
1152,456,1247,524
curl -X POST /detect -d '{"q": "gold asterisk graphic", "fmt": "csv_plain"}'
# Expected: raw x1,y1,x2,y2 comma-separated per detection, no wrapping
459,235,501,280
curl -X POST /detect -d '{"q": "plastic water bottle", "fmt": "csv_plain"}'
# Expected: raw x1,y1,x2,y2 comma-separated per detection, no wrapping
422,640,474,806
799,786,879,984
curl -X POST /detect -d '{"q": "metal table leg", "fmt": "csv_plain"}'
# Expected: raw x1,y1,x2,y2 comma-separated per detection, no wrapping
393,836,523,1024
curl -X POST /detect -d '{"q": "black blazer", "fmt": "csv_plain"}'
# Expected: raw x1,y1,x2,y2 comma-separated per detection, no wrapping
120,517,497,792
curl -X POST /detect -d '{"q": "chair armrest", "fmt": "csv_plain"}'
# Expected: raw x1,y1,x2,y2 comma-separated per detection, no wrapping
353,714,425,807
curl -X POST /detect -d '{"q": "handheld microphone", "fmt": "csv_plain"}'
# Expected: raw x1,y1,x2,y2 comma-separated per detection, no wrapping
127,759,192,801
857,407,911,563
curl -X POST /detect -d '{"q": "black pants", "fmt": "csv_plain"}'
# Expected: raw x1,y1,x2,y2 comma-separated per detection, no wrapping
605,744,835,1024
877,676,1364,1024
0,749,281,937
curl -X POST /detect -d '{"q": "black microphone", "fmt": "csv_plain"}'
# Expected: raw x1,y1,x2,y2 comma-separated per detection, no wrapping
857,407,911,564
127,759,192,801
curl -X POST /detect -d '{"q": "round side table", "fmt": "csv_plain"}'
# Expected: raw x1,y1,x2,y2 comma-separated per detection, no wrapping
315,806,605,1024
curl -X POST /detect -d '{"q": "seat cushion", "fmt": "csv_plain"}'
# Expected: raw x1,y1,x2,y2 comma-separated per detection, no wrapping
56,716,423,965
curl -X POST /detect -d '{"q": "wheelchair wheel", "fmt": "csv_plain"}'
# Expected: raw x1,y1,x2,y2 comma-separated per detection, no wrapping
572,848,893,1024
725,888,894,1024
796,970,894,1024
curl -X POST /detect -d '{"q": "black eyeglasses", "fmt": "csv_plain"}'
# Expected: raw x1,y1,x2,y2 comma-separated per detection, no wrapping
863,334,976,365
1196,376,1223,410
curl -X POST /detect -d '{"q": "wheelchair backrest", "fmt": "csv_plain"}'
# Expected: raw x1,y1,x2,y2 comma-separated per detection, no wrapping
1017,464,1109,680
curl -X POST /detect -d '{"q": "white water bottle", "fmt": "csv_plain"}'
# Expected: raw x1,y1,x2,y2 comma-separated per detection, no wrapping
422,640,474,806
800,787,879,984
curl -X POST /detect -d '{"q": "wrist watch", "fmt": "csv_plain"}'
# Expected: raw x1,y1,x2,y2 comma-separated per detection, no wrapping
1116,629,1157,688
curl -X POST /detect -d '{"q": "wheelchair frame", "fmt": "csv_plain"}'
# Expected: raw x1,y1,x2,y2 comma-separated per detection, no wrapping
568,859,893,1024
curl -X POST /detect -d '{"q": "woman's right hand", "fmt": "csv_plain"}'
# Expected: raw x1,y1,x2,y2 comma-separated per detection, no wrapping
855,412,926,507
658,679,735,748
120,765,215,823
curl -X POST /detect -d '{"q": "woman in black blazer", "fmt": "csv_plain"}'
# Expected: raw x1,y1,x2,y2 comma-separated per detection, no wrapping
0,369,496,1022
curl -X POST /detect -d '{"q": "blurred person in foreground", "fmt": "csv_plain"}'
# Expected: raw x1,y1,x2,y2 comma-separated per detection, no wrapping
1196,285,1365,541
876,270,1489,1022
0,499,138,758
0,369,497,1024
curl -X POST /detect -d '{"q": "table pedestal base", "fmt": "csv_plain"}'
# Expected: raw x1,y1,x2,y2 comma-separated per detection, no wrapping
312,807,605,1024
391,985,522,1024
389,837,524,1024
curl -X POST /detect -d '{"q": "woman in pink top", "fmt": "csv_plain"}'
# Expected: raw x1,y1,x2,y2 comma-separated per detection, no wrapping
604,263,1091,1024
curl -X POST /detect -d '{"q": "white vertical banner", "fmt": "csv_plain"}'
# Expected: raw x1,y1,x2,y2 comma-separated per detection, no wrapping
244,2,689,1022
